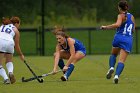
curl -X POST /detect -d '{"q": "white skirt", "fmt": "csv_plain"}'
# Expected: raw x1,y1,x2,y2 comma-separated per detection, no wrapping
0,39,14,54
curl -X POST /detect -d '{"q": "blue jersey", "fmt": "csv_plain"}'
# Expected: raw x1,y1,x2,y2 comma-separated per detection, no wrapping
116,13,134,36
60,38,86,55
112,13,134,53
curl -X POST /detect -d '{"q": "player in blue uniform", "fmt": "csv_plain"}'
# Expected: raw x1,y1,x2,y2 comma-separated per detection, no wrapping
100,0,135,84
52,26,86,81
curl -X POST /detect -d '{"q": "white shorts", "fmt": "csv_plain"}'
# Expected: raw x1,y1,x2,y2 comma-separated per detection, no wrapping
0,39,14,54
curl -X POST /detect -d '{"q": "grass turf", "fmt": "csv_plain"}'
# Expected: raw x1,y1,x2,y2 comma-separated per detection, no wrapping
0,55,140,93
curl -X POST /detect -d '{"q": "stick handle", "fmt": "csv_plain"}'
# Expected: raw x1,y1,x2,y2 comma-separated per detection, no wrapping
23,60,43,83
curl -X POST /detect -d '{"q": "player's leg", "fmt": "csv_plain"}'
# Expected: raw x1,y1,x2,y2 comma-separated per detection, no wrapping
114,49,128,84
61,51,85,81
5,53,16,84
54,50,70,70
0,53,10,84
60,63,74,81
106,47,120,79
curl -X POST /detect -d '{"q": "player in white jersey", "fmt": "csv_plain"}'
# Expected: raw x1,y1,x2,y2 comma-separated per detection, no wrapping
0,17,25,84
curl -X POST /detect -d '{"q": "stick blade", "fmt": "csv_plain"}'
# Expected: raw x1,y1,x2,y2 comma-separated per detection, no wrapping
21,77,28,82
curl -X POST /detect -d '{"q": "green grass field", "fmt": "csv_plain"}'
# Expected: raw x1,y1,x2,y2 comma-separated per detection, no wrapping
0,55,140,93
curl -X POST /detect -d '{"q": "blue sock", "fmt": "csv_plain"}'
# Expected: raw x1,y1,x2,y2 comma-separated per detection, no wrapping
58,59,65,70
109,54,117,68
115,62,124,77
65,64,75,78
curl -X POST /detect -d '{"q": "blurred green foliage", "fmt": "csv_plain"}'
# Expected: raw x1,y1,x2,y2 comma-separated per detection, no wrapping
0,0,140,27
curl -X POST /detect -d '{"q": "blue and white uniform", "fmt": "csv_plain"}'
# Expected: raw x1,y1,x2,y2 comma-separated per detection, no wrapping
60,38,86,55
0,24,15,53
112,13,134,53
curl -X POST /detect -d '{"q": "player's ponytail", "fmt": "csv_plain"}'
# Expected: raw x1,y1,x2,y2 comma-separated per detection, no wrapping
52,25,65,34
118,0,128,11
10,16,20,25
2,17,11,25
52,25,69,38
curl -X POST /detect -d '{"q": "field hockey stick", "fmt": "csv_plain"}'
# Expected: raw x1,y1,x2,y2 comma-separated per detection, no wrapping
23,60,44,83
22,70,62,82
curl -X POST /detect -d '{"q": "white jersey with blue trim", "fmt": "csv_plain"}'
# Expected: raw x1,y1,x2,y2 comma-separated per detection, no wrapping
0,24,15,42
116,13,134,37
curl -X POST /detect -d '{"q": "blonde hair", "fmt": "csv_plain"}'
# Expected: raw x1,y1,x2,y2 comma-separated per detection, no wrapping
52,25,69,38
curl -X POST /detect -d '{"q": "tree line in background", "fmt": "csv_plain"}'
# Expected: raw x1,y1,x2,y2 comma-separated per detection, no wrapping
0,0,140,27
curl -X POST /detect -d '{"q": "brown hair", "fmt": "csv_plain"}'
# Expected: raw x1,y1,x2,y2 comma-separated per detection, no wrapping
118,0,128,11
10,16,20,25
2,17,11,25
52,25,69,38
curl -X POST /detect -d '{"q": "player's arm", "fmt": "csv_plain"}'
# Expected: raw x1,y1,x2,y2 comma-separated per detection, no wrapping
101,14,123,29
65,38,75,68
14,28,25,61
53,44,61,72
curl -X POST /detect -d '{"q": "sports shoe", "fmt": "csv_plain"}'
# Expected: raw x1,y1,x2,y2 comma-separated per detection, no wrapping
9,72,16,84
3,79,10,84
114,75,119,84
106,68,114,79
60,75,68,81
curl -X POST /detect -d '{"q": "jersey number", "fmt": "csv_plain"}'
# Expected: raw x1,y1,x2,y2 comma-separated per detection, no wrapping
1,26,12,34
123,24,133,35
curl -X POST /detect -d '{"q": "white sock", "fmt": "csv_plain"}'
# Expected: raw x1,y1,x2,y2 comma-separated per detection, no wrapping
110,67,114,70
0,66,9,80
6,62,14,74
114,75,119,79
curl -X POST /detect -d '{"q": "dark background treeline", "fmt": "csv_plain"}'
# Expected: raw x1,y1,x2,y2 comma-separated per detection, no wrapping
0,0,140,27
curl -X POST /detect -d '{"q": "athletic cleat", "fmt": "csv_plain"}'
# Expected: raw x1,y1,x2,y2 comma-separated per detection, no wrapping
9,72,16,84
114,78,118,84
3,79,10,84
114,75,119,84
106,68,114,79
60,75,68,81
